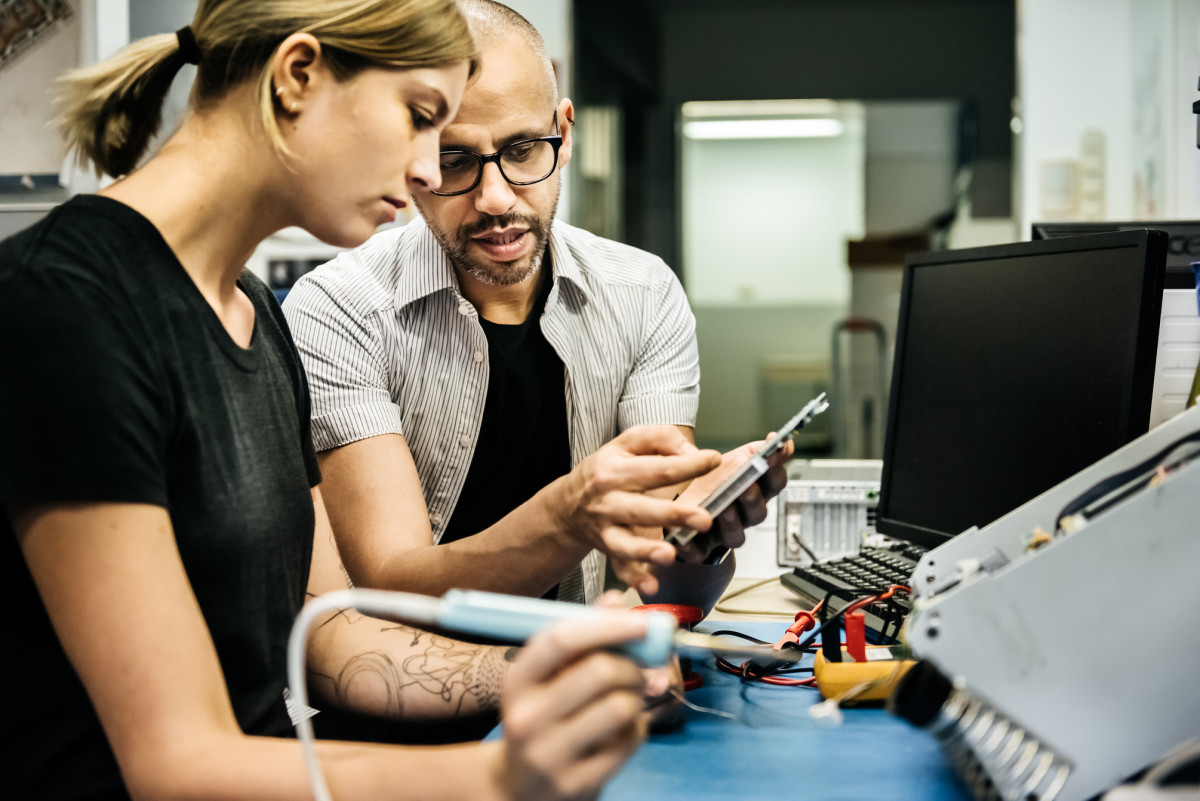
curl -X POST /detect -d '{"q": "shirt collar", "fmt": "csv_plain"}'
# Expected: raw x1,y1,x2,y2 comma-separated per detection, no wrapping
545,220,591,308
394,217,592,310
394,217,461,310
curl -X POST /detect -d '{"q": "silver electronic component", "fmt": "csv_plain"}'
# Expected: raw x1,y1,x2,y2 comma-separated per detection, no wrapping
892,404,1200,801
776,459,881,567
666,392,829,562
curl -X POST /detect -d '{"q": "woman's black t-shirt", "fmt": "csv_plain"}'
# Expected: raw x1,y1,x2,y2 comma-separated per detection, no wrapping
0,195,322,799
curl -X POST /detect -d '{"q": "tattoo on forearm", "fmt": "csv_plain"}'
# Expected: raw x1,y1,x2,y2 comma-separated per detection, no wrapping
307,528,517,719
314,613,514,719
336,650,407,716
473,647,508,710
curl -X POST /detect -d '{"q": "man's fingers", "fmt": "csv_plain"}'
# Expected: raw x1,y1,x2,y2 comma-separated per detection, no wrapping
767,437,795,466
712,505,747,550
760,462,788,498
610,555,661,597
595,451,722,494
593,492,713,532
600,524,677,565
676,443,757,504
613,424,700,457
595,589,629,610
734,482,768,528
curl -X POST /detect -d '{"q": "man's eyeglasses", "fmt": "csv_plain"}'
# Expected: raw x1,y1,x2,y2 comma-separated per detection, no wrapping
432,119,563,197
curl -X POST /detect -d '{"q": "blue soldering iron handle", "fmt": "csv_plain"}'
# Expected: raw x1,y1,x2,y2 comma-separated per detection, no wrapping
438,589,678,667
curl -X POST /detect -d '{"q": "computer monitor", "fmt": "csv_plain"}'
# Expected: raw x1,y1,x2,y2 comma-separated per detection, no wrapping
1033,221,1200,427
875,230,1167,549
1032,220,1200,289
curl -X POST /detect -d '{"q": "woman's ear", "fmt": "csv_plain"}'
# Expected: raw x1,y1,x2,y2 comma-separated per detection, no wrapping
271,32,325,115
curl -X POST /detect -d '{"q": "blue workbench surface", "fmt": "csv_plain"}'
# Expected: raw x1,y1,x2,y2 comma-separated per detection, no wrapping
598,620,969,801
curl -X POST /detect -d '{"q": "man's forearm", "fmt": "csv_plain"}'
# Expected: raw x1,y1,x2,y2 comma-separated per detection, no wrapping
319,437,591,598
366,482,592,597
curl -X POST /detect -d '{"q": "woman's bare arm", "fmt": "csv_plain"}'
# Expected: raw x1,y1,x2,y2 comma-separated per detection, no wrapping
11,495,647,801
9,500,504,800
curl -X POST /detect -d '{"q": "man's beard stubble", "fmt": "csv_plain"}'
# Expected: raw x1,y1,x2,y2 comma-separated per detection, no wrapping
418,194,558,288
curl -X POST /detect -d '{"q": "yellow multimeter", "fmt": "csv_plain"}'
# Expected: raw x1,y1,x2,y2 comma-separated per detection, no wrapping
813,645,916,703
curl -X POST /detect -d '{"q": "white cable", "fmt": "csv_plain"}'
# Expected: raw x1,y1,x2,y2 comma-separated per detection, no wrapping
667,687,739,721
286,587,678,800
286,589,443,801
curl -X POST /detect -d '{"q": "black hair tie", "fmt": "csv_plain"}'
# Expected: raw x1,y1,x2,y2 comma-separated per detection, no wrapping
176,26,201,65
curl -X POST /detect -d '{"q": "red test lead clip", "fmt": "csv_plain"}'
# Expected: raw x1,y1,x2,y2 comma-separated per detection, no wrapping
772,605,820,652
844,611,867,663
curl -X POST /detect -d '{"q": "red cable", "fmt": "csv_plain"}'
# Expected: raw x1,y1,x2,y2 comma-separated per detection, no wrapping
713,586,914,689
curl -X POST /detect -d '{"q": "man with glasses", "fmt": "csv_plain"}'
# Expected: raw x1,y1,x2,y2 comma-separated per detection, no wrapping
284,0,787,612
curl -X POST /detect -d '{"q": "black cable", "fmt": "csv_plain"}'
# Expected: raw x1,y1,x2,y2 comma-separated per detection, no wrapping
704,629,815,679
715,655,815,680
874,598,907,646
709,586,909,679
707,630,769,645
1055,433,1200,528
795,587,888,651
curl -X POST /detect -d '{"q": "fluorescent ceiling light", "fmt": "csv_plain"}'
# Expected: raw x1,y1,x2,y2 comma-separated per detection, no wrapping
682,99,840,118
683,118,845,140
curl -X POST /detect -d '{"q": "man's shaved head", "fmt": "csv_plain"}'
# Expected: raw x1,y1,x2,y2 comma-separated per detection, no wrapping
416,1,574,290
457,0,557,102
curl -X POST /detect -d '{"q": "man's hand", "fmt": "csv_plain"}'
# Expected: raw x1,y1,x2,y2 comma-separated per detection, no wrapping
551,425,722,593
672,434,794,562
634,435,792,611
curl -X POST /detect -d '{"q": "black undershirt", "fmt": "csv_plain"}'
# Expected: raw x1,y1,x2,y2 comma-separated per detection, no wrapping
440,275,571,599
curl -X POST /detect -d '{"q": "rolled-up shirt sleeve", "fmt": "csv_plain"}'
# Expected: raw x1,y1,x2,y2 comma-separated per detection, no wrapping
616,268,700,431
283,267,404,452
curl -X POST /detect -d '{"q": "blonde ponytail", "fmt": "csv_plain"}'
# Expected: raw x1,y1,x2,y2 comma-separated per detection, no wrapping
56,32,195,178
55,0,478,179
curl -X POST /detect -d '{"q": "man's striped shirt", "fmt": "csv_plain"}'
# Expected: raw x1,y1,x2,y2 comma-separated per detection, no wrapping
283,217,700,603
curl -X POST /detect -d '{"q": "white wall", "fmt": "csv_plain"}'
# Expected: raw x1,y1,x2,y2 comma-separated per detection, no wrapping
0,0,131,176
864,101,958,235
1018,0,1200,230
504,0,570,97
0,13,80,174
1171,0,1200,216
681,110,865,306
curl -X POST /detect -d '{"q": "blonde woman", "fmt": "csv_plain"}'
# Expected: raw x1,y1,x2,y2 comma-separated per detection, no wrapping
0,2,721,799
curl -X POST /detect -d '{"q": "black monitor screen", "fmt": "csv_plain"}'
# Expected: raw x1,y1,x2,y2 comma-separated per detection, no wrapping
876,230,1166,548
1033,220,1200,288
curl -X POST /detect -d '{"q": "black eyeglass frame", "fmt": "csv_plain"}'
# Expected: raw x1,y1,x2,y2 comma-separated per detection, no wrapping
431,122,564,197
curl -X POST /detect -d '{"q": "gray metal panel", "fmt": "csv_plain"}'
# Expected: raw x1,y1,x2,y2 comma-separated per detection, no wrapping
912,405,1200,599
908,404,1200,801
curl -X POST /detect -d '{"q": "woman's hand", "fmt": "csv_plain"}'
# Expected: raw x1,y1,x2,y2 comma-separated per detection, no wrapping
642,656,685,731
498,595,652,801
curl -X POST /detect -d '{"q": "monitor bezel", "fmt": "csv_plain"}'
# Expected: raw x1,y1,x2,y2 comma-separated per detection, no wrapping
875,229,1167,548
1032,220,1197,289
